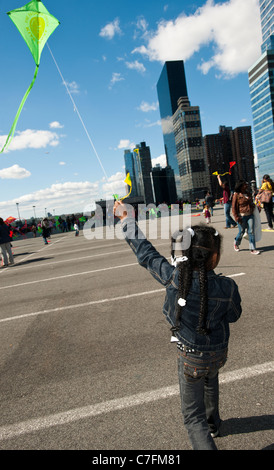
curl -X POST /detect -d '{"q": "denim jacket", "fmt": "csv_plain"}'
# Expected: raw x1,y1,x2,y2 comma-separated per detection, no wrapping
122,218,242,352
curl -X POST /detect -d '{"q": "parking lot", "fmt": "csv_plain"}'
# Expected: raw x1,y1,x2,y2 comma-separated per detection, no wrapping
0,206,273,451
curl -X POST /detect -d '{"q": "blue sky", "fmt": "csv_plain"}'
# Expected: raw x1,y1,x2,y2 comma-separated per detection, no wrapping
0,0,262,219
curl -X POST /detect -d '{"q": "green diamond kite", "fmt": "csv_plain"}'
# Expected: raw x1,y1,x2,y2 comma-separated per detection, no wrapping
1,0,60,153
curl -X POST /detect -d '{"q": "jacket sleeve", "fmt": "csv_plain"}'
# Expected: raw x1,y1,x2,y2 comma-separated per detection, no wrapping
231,192,239,222
121,217,175,286
226,280,242,323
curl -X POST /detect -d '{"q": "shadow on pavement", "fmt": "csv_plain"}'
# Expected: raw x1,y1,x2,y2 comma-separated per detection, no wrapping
220,415,274,449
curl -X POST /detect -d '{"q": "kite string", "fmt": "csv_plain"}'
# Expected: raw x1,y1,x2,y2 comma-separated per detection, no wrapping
46,43,111,187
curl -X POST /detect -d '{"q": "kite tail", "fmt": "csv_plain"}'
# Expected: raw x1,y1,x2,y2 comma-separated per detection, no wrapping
0,64,39,154
120,186,132,201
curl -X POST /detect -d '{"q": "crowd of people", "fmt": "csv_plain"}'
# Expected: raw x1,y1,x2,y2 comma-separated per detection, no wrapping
201,174,274,255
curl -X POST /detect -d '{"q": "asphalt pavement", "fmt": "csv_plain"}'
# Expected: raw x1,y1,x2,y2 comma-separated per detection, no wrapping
0,205,273,452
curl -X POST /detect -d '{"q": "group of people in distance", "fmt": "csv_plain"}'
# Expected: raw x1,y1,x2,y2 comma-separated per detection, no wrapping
205,174,274,255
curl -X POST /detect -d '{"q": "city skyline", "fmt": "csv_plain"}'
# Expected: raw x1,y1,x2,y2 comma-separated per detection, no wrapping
0,0,262,219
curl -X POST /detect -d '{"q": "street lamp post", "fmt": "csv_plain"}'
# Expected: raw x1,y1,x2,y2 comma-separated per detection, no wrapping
16,203,21,220
33,205,36,220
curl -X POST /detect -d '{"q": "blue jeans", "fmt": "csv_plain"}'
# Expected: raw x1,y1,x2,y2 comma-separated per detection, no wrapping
235,214,256,250
177,348,227,450
224,202,236,228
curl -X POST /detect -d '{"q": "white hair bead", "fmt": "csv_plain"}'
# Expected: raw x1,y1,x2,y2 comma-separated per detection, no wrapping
171,256,188,267
178,298,186,307
187,228,195,237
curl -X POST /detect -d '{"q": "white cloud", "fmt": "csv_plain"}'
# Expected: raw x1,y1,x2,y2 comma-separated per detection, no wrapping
0,181,101,219
59,161,66,166
136,17,149,33
160,116,174,135
63,80,80,94
99,18,122,40
133,0,261,77
0,164,31,180
152,154,167,168
138,101,158,112
125,60,146,73
0,172,133,218
143,120,161,128
109,72,125,89
49,121,64,129
117,139,135,149
0,129,60,152
102,171,126,196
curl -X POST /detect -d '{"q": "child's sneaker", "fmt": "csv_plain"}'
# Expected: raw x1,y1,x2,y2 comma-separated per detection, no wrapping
250,250,260,255
234,243,240,252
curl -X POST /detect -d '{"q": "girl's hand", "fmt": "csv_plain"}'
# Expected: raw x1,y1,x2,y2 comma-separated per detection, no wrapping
113,200,128,221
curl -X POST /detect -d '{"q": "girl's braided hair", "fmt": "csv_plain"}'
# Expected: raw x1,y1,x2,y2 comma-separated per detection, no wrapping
171,224,222,336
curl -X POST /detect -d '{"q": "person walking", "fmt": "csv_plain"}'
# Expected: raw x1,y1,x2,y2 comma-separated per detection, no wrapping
205,191,215,216
41,218,50,245
203,204,211,224
258,174,274,230
113,201,242,450
0,217,14,267
74,222,79,236
232,180,260,255
217,175,237,228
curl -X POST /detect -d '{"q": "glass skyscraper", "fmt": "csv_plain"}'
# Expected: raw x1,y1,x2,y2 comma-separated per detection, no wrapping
260,0,274,52
248,0,274,181
157,61,188,198
173,97,210,201
124,142,154,204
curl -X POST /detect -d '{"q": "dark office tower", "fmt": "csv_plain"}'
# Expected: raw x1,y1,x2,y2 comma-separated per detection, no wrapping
173,97,210,201
204,125,255,198
232,127,256,183
151,164,177,205
157,61,188,199
134,141,154,204
124,149,140,198
248,0,274,182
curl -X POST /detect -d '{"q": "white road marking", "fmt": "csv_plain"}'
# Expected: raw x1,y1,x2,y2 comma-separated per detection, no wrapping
0,262,139,290
2,242,169,274
0,288,165,323
0,273,245,323
0,253,245,291
0,361,273,441
0,236,68,276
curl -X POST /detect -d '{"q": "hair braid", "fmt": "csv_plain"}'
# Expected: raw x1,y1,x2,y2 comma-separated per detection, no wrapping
196,260,210,336
173,251,193,330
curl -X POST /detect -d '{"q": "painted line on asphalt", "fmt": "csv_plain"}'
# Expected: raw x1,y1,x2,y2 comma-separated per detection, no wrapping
0,273,245,324
3,242,169,274
0,262,139,290
0,235,69,276
0,360,273,441
0,288,165,323
0,257,245,290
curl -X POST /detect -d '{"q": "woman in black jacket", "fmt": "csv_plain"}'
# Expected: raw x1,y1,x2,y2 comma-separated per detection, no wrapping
0,218,14,267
